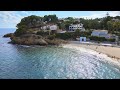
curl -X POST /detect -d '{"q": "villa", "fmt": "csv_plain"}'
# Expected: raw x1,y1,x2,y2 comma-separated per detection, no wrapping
40,24,58,34
91,30,118,40
68,23,85,32
91,30,108,38
112,18,120,22
41,24,58,30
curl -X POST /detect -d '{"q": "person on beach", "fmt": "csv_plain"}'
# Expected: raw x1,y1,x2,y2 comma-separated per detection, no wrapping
96,47,97,49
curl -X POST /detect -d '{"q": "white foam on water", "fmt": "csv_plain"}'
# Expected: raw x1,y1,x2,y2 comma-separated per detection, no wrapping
20,45,31,48
62,44,120,67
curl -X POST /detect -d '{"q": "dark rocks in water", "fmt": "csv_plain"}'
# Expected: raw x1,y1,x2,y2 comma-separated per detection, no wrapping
3,33,14,38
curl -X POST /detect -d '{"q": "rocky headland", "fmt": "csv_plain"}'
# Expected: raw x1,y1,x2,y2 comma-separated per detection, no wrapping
3,15,68,46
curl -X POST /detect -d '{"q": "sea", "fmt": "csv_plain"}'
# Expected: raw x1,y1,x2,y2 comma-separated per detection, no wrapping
0,28,120,79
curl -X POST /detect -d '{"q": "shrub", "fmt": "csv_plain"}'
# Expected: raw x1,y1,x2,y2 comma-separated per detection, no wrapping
14,28,26,37
73,30,91,38
55,31,92,40
55,32,74,40
47,34,56,40
107,38,115,42
36,31,49,36
74,29,80,37
89,36,107,42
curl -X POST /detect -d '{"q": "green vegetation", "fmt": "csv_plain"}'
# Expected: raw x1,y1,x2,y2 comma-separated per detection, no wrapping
57,23,65,30
36,31,49,36
55,30,91,40
89,36,115,42
15,15,59,37
15,14,120,37
14,25,27,36
107,38,115,42
80,16,120,34
107,21,120,33
17,15,43,29
13,13,120,44
47,34,56,40
56,32,74,40
89,36,107,42
43,15,58,24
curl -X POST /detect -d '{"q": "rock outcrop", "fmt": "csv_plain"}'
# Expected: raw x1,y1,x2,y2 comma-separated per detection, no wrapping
3,15,68,46
8,34,67,46
10,34,48,45
3,33,14,38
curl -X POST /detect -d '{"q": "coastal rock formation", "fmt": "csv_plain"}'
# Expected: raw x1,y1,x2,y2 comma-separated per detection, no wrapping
8,34,67,46
4,15,68,46
3,33,14,38
10,34,48,45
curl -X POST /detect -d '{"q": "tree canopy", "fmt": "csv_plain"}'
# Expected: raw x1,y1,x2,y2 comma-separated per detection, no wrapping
15,14,120,37
17,15,43,29
43,14,58,24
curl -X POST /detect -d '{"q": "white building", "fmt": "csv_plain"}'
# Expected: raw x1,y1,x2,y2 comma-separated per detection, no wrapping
41,24,58,30
49,25,58,30
91,30,108,38
41,26,48,30
69,23,85,32
91,30,118,40
80,37,86,42
112,18,120,22
76,37,86,42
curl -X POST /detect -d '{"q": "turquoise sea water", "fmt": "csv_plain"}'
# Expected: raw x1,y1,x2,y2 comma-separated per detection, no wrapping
0,28,120,79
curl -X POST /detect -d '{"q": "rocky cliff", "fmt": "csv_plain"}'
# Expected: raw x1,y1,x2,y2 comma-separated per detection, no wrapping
3,15,67,46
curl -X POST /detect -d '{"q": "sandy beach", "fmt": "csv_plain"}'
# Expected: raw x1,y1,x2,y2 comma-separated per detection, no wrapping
67,41,120,61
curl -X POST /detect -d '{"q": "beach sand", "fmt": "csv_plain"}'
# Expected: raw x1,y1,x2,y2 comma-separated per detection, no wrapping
67,41,120,61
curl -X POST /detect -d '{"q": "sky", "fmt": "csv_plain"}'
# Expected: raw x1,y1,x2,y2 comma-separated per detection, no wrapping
0,11,120,28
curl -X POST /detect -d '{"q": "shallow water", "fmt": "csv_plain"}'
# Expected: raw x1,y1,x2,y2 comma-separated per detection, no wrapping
0,28,120,79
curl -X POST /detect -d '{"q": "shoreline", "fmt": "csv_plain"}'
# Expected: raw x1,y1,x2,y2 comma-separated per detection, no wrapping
61,41,120,66
70,41,120,58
